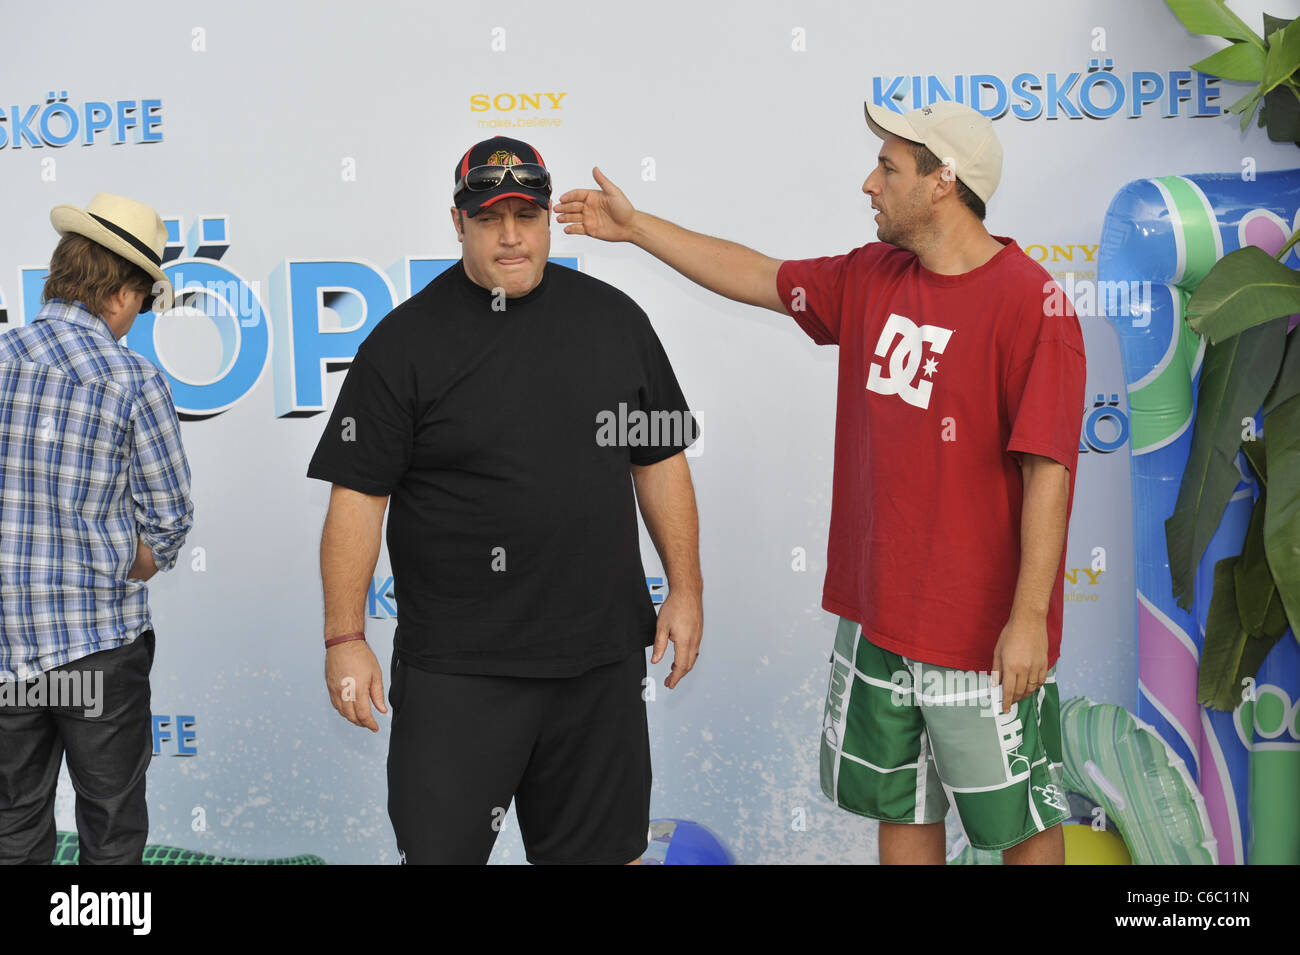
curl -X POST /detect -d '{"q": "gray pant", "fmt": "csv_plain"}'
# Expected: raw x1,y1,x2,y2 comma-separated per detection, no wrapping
0,631,154,864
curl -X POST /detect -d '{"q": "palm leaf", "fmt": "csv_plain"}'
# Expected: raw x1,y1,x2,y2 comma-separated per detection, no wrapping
1199,557,1252,710
1186,246,1300,342
1263,351,1300,638
1166,0,1266,45
1166,317,1289,610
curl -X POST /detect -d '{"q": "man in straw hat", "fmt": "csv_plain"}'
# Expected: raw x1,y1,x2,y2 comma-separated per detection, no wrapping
0,193,194,864
557,101,1085,864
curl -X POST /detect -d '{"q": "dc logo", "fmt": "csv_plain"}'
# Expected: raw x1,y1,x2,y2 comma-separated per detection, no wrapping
866,313,954,409
1033,784,1069,812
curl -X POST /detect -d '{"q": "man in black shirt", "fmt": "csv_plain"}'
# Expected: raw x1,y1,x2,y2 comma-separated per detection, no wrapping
307,137,702,864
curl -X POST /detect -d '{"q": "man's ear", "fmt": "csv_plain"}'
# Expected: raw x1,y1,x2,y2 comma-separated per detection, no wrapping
450,206,464,242
931,161,958,204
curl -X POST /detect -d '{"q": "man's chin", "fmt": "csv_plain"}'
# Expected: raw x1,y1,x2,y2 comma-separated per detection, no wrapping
492,270,543,298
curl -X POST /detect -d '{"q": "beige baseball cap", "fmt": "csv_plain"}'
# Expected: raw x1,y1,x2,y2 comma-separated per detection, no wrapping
863,100,1003,204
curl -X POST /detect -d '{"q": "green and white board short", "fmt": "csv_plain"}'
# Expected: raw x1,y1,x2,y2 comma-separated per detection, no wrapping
820,617,1069,851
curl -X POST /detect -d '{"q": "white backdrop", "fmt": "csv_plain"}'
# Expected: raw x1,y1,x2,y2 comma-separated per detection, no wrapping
2,0,1297,863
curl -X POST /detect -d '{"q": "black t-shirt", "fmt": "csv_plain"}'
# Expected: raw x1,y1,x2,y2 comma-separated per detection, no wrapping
307,260,698,677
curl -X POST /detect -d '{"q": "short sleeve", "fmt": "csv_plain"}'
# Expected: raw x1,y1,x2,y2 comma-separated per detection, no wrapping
306,349,414,495
776,254,851,345
629,313,700,467
1004,303,1088,470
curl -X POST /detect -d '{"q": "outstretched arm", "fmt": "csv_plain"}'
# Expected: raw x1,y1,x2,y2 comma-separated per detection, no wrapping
556,167,787,314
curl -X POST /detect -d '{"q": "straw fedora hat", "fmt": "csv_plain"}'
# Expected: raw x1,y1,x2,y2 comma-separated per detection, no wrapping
49,193,173,301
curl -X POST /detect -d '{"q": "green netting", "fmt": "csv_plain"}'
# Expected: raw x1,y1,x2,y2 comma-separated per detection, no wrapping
54,831,326,865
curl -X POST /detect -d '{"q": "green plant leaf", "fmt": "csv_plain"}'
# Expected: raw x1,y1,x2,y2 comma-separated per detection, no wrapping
1227,84,1263,114
1261,83,1300,144
1167,0,1265,44
1263,331,1300,415
1166,316,1290,610
1186,246,1300,342
1192,40,1267,79
1241,431,1268,484
1233,85,1266,130
1236,624,1287,693
1263,22,1300,92
1263,388,1300,638
1198,557,1252,710
1263,14,1294,36
1234,483,1289,636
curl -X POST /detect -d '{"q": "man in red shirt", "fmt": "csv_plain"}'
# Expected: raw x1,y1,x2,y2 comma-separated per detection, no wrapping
556,101,1085,864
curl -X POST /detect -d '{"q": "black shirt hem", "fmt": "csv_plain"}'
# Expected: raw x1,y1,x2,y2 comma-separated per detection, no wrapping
396,637,651,679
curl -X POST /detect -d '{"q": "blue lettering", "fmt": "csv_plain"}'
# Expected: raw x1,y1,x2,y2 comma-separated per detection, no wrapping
152,715,172,755
926,75,961,104
971,74,1008,118
176,716,198,756
873,76,907,113
1167,70,1193,117
38,98,78,147
20,268,49,325
1079,70,1124,119
646,576,666,606
1010,73,1043,120
1084,406,1129,453
1131,72,1164,118
11,104,40,147
369,576,397,617
123,260,271,416
1045,72,1082,119
141,98,163,142
1195,71,1221,116
270,260,397,416
82,102,111,145
114,99,138,144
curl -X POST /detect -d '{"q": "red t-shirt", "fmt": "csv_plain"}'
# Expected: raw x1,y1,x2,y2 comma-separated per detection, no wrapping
777,237,1086,670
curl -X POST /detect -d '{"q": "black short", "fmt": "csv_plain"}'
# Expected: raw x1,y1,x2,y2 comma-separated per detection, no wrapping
387,647,651,865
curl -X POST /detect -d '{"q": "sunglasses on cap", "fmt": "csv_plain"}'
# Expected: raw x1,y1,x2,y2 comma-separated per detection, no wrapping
453,163,551,200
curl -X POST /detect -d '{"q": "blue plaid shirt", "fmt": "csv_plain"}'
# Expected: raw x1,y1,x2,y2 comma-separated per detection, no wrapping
0,300,193,681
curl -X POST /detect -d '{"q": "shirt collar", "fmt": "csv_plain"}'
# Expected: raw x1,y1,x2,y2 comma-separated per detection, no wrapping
34,299,119,342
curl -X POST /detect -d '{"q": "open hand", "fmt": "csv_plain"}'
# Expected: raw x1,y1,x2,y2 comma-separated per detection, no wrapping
555,167,638,242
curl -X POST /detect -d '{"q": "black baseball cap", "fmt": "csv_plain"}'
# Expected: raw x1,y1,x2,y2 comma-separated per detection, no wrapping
452,136,551,217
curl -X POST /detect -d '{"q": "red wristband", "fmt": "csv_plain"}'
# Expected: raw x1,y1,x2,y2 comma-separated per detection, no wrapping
325,631,366,649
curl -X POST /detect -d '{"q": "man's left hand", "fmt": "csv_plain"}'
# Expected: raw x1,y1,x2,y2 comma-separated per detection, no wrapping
652,589,703,690
990,615,1048,714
